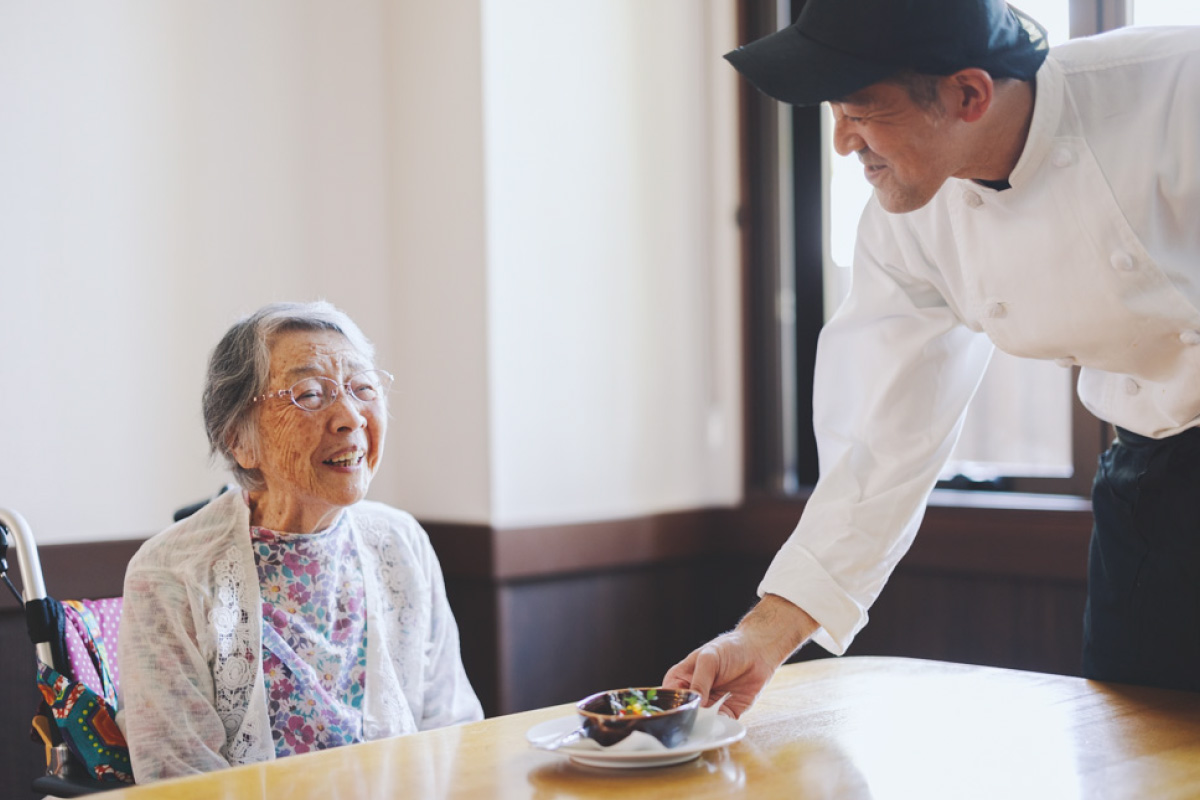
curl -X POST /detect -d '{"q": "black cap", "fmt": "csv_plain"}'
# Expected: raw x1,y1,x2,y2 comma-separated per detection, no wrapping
725,0,1049,107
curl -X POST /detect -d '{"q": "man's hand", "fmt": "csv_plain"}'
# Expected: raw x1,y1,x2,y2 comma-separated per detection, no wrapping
662,594,818,719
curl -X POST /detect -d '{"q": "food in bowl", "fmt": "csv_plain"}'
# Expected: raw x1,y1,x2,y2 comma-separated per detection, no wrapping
575,686,701,748
609,687,665,717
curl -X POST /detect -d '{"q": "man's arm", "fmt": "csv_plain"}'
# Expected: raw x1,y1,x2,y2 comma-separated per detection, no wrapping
667,201,992,718
662,593,819,719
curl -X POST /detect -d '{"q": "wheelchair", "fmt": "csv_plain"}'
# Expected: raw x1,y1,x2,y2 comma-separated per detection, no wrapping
1,507,130,796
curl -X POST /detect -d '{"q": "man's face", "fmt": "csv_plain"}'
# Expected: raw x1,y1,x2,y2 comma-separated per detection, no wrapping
829,80,959,214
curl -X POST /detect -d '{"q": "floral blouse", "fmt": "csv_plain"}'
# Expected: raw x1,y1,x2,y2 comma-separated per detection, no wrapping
120,491,483,783
251,516,369,757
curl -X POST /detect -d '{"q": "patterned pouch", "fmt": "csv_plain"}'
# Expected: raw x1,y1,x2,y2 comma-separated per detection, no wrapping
36,661,133,783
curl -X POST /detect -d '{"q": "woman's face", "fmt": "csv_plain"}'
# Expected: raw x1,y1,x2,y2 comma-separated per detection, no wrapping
234,328,387,533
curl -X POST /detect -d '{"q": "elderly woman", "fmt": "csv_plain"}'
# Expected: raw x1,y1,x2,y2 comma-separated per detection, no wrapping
118,301,482,782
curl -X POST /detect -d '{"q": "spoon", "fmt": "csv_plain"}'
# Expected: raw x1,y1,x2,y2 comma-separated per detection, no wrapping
536,725,587,751
707,692,733,715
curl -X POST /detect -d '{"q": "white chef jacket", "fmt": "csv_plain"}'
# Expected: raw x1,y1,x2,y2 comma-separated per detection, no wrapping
760,25,1200,655
118,489,483,782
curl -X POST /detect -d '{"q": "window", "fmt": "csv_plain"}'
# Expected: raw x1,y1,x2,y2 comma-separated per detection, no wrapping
1131,1,1200,26
741,0,1182,498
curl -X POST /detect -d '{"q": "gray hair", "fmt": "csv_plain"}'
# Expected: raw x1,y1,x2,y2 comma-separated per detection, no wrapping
203,301,377,491
883,69,1023,115
883,70,945,113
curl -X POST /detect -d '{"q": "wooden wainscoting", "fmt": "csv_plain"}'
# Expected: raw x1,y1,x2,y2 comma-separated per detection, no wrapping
425,510,727,717
428,492,1095,717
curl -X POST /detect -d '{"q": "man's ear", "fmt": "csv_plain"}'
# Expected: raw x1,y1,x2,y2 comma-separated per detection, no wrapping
949,68,994,123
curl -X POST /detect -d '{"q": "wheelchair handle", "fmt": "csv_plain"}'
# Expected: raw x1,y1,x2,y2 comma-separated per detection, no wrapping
0,507,53,666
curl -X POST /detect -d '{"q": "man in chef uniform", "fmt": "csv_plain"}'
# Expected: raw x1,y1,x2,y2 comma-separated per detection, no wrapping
665,0,1200,716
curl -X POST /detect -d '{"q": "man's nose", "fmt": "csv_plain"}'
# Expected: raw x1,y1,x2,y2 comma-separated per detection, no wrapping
832,117,864,157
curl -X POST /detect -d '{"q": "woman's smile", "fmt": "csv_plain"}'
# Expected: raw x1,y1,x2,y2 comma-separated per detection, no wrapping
323,448,366,469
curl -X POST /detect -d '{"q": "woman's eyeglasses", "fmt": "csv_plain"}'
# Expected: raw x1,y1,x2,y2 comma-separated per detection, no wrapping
252,369,394,412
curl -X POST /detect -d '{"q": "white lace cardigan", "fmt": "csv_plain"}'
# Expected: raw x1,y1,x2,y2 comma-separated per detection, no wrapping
117,489,483,782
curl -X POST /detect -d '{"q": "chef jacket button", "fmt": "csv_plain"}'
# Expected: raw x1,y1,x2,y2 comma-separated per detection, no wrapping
1124,377,1140,395
1054,357,1075,368
985,301,1007,319
1110,251,1136,271
963,190,983,208
1051,147,1075,168
1180,330,1200,346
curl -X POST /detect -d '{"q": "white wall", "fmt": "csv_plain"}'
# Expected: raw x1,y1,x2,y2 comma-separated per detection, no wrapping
0,1,741,545
1,2,402,543
381,2,493,524
482,0,742,526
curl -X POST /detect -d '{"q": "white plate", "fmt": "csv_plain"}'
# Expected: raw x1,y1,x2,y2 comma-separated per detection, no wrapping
526,714,746,769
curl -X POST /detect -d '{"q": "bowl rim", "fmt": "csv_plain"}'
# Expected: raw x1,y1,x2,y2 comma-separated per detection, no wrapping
574,686,702,720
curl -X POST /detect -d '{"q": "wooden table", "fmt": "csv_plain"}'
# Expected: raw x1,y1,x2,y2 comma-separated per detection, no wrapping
97,656,1200,799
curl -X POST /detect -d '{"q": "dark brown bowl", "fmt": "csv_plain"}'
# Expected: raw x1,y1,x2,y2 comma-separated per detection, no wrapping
575,687,702,748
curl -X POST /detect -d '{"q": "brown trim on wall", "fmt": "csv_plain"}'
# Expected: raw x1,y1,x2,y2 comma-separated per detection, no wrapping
492,511,720,580
724,494,1092,583
4,537,147,601
7,496,1091,604
427,497,1092,586
424,509,720,582
909,500,1093,582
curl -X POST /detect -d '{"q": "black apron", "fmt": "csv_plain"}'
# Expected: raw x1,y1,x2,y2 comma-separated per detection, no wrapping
1083,426,1200,691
